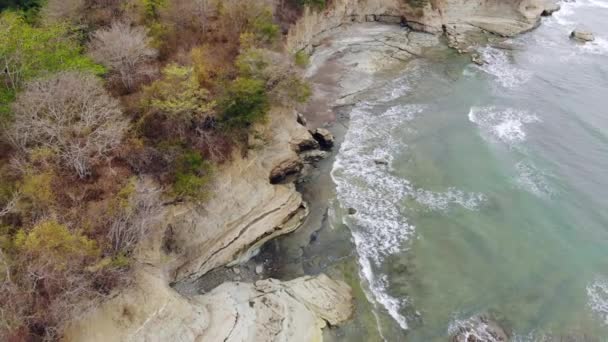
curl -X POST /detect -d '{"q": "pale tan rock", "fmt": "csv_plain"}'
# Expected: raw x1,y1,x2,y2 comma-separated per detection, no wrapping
286,0,546,52
63,271,353,342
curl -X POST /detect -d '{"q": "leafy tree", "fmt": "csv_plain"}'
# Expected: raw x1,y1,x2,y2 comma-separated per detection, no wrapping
14,220,98,265
0,11,103,114
220,77,269,128
236,48,311,107
143,64,214,135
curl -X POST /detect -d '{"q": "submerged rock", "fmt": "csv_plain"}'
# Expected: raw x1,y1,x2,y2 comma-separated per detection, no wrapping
571,29,595,42
312,128,335,150
450,314,509,342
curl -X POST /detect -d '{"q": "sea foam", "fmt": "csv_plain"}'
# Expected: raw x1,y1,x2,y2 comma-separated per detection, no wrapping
468,106,540,145
333,100,487,330
587,278,608,324
476,47,532,88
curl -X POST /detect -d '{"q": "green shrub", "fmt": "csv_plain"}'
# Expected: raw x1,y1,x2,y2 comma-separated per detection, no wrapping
14,220,99,265
297,0,327,9
295,50,310,67
220,77,269,128
172,150,212,200
0,11,103,115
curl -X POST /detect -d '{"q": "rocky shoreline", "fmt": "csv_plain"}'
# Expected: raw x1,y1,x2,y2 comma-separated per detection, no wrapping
62,0,560,340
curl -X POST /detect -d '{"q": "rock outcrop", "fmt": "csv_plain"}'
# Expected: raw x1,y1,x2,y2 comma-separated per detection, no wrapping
286,0,547,52
64,270,353,342
542,0,561,16
571,28,595,42
62,107,348,341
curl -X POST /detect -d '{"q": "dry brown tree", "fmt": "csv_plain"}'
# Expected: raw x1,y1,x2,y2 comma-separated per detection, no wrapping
107,180,162,255
7,72,128,178
89,21,158,92
41,0,86,24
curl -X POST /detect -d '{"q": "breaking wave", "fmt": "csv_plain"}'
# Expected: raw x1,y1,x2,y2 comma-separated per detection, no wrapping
468,106,541,145
475,46,532,88
333,101,487,330
587,278,608,324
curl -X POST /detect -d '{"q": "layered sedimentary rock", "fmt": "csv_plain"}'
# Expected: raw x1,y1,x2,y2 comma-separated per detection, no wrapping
64,270,353,342
62,107,353,341
136,108,316,283
286,0,550,52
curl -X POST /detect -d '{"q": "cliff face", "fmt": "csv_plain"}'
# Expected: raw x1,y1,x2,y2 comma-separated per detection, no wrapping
64,1,550,340
286,0,547,52
64,108,354,341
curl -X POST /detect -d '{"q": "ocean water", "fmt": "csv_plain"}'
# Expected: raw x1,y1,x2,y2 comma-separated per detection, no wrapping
330,1,608,340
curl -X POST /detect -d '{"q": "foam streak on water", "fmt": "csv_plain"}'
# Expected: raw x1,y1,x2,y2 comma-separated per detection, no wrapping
333,95,487,330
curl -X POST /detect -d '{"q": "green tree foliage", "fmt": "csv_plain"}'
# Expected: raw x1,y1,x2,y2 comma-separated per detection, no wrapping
220,77,269,128
172,149,212,200
0,11,103,115
143,64,214,130
140,0,167,21
14,220,99,266
297,0,327,9
236,48,311,107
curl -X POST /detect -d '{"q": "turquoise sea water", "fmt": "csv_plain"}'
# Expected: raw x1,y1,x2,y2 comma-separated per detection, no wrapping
330,1,608,340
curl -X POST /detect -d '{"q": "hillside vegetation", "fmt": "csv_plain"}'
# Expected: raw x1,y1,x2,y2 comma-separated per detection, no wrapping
0,0,319,340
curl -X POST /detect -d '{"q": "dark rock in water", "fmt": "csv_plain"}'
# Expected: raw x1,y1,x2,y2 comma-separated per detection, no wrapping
311,128,335,150
374,159,389,166
296,112,307,126
571,29,595,42
542,1,561,16
347,208,357,215
300,150,329,163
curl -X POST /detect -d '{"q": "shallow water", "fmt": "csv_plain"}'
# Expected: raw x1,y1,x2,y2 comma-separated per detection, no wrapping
330,1,608,340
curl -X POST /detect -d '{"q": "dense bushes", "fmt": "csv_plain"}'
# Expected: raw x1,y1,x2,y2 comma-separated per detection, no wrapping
0,0,312,339
0,11,103,115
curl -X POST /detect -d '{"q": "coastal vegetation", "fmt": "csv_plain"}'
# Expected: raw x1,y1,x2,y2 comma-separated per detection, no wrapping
0,0,312,340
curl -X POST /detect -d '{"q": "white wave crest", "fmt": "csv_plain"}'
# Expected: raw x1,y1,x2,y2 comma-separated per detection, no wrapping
447,314,506,342
332,102,420,329
476,47,532,88
333,101,488,330
580,37,608,56
468,106,540,144
587,278,608,324
415,188,486,211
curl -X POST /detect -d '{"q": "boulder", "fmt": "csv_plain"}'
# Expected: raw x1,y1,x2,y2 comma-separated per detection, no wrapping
269,157,304,184
571,29,595,42
471,53,486,66
311,128,335,150
542,0,561,16
300,150,329,163
296,112,307,126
